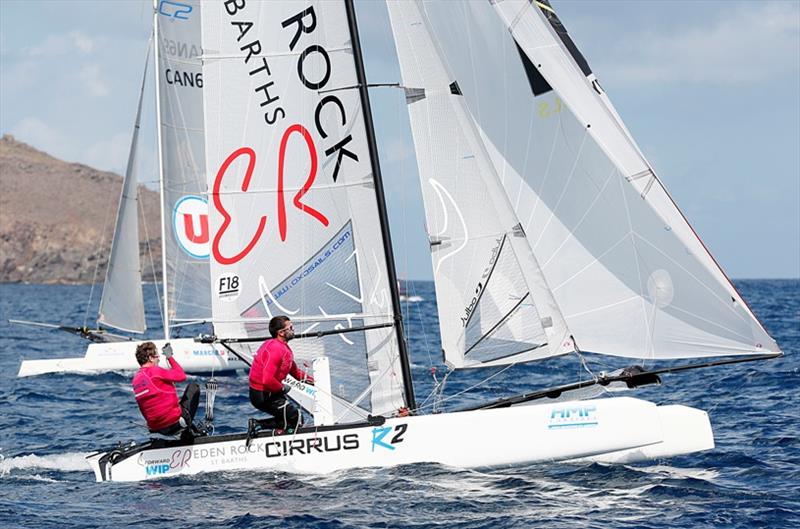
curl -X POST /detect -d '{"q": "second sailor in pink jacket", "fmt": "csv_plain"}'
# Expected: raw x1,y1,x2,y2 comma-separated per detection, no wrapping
248,316,313,433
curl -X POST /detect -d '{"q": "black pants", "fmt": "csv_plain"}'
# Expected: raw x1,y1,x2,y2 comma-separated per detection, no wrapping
249,388,301,431
155,383,200,437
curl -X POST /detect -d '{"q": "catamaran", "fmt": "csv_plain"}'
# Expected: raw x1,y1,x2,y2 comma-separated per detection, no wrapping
87,0,781,482
16,1,247,377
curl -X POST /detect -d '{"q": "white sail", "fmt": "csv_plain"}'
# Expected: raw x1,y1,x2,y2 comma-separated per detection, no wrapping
156,0,212,327
98,49,148,334
408,0,778,360
387,0,572,369
201,0,407,415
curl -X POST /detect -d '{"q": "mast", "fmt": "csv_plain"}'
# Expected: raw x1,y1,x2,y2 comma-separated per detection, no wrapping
344,0,416,410
152,1,170,340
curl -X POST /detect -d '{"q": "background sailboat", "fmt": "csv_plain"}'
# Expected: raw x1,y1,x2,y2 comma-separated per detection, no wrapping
17,0,247,377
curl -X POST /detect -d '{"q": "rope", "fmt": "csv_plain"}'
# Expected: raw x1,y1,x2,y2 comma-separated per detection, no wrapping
84,185,117,328
139,179,164,327
416,366,452,414
412,361,517,413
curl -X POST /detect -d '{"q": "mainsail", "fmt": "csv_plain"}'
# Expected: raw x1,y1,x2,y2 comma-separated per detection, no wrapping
390,0,779,362
201,0,409,415
155,0,212,332
387,0,572,369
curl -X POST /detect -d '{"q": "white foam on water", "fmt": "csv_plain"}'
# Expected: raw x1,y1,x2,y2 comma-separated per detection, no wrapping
400,295,424,303
23,474,61,483
0,451,91,476
629,464,720,482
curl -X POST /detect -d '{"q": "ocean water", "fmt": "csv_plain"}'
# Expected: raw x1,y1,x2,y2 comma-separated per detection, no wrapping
0,280,798,529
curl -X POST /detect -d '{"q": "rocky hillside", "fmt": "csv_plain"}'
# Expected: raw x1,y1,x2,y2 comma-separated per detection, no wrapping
0,135,162,284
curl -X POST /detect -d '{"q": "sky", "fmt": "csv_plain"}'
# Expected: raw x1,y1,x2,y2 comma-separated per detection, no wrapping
1,0,798,280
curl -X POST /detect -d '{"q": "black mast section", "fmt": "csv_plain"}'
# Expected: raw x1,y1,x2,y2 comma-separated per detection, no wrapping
343,0,416,411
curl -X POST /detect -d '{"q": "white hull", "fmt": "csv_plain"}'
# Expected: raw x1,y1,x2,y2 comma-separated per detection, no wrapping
87,397,714,482
17,338,247,377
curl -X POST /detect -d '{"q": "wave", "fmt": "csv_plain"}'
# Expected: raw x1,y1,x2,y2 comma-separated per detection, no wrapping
0,451,91,475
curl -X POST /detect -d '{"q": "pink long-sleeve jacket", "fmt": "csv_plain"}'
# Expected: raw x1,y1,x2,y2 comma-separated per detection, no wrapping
132,357,186,431
249,339,312,393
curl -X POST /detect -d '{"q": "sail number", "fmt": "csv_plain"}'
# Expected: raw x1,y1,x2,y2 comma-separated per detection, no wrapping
217,273,240,302
538,97,563,118
158,0,192,20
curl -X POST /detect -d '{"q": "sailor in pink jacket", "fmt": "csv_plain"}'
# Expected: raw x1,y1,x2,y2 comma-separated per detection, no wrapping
247,316,313,437
132,341,199,439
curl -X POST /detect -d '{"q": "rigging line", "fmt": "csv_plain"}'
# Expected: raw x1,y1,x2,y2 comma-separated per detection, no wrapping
464,293,531,357
412,286,436,370
417,367,452,413
160,55,202,67
463,340,549,366
460,1,483,144
317,82,400,95
169,319,210,328
139,176,163,329
644,286,660,365
207,322,396,345
548,229,633,292
469,352,782,411
532,124,589,250
332,358,402,423
210,177,373,195
416,374,440,409
209,313,389,324
500,5,511,195
296,375,370,421
524,97,560,235
574,348,598,383
201,46,350,61
217,341,252,367
539,163,617,271
614,149,653,361
413,361,518,413
636,234,759,333
462,234,508,330
563,294,640,319
434,368,452,414
292,321,391,340
85,196,115,328
667,303,756,346
158,121,203,133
